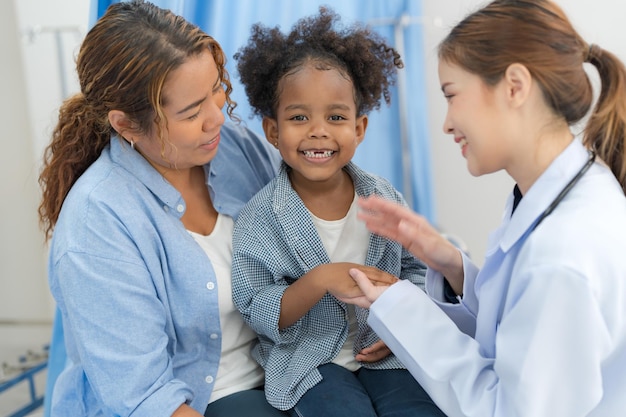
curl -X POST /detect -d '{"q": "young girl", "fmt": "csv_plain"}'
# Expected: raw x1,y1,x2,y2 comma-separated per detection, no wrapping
231,7,444,417
340,1,626,416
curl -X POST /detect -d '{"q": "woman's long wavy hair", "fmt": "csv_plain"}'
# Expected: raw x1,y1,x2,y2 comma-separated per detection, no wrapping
38,0,235,241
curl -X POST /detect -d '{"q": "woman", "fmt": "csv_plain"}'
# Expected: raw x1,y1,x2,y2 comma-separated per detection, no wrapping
37,1,283,416
339,1,626,416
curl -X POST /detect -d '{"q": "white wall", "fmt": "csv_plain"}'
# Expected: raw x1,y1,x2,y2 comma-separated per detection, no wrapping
2,0,624,325
0,0,50,323
1,0,88,323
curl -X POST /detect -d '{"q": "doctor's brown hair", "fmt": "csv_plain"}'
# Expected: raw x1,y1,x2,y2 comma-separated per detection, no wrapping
438,0,626,194
38,0,234,241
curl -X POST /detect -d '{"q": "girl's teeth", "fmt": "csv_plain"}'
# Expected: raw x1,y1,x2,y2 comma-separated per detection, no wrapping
458,138,467,149
303,150,334,158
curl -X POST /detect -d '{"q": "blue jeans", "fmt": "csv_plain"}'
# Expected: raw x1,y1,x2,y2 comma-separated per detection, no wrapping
205,387,288,417
288,364,445,417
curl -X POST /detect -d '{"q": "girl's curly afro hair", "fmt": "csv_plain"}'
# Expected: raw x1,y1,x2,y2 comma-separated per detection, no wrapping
234,6,404,119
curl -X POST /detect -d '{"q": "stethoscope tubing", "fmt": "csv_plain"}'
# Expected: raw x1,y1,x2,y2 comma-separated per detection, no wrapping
532,150,596,231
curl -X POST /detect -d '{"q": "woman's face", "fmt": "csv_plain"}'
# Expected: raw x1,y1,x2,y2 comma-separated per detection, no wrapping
137,49,226,171
438,60,513,177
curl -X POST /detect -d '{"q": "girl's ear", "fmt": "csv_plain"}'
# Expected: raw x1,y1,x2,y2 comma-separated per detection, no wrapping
503,63,532,108
262,117,279,148
355,115,368,145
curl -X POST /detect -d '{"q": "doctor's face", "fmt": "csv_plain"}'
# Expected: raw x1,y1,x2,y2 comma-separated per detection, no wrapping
439,60,512,177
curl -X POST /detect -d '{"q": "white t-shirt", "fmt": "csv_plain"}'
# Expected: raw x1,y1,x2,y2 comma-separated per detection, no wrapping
310,194,370,371
189,214,264,403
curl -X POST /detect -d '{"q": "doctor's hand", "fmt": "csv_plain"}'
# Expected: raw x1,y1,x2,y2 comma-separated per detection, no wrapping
357,195,464,295
327,264,398,300
336,267,393,308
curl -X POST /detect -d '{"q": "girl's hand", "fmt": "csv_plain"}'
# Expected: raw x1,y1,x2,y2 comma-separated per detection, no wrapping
356,339,392,363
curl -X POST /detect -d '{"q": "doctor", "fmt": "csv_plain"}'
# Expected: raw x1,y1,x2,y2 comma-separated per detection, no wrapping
339,0,626,416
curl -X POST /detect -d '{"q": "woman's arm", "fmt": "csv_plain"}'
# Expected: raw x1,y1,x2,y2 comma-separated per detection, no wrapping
53,251,194,416
350,266,608,417
172,403,204,417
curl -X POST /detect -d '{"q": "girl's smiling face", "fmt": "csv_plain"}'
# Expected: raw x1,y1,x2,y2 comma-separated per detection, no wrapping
264,63,366,189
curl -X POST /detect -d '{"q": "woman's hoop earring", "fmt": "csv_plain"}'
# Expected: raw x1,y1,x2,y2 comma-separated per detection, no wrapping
130,139,135,149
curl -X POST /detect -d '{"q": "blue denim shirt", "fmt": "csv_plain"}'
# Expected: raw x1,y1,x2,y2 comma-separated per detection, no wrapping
48,123,280,417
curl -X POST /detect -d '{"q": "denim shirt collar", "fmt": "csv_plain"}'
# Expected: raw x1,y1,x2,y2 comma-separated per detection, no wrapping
109,135,187,218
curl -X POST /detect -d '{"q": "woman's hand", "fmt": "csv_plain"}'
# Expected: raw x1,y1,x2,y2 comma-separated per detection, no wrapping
355,339,392,363
357,195,464,294
172,403,204,417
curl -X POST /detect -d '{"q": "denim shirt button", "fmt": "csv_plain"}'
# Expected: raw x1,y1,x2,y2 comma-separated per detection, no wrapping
206,282,215,290
205,375,214,384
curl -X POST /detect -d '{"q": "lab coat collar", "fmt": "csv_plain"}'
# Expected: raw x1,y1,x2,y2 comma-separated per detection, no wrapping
498,139,590,252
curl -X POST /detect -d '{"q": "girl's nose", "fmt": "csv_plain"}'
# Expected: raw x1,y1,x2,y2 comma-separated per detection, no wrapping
308,121,329,139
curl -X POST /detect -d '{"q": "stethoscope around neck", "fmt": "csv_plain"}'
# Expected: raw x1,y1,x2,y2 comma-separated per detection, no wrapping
531,150,596,231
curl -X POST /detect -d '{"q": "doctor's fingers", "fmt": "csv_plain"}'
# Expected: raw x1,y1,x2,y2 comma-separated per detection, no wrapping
358,194,410,215
358,197,427,239
357,208,419,245
356,265,399,285
399,220,459,271
348,268,389,303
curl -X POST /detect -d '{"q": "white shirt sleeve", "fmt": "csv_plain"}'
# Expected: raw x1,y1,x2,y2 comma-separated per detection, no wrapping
425,250,479,336
368,266,609,417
